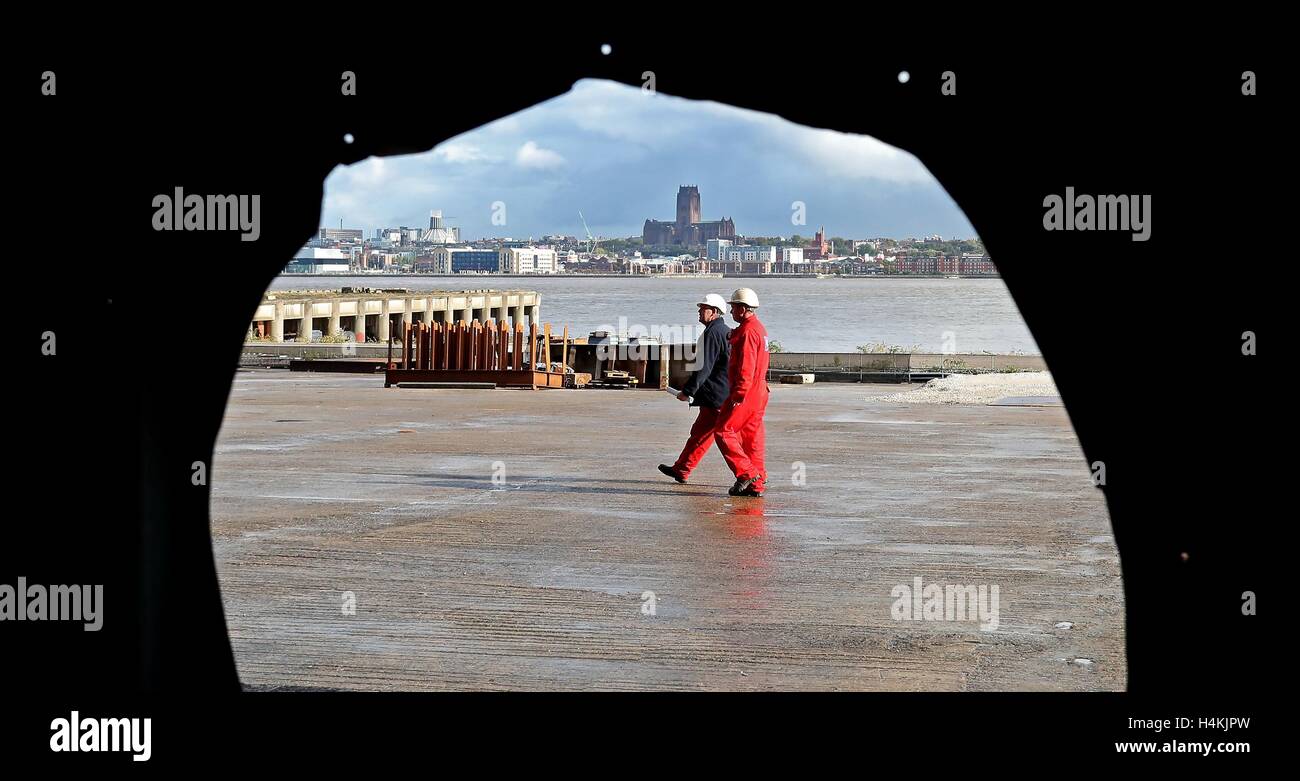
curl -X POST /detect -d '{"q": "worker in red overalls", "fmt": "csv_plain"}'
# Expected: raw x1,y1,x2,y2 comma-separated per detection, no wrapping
714,288,769,497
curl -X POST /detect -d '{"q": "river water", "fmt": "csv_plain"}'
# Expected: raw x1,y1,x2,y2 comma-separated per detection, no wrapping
268,275,1040,354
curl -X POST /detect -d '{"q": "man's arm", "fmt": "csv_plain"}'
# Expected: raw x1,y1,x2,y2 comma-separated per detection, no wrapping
681,325,720,397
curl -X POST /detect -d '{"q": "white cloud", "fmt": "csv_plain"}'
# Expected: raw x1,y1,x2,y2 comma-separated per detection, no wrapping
785,127,932,184
323,153,450,229
340,156,391,187
515,140,566,169
543,80,931,183
548,80,710,147
433,143,494,164
479,114,523,136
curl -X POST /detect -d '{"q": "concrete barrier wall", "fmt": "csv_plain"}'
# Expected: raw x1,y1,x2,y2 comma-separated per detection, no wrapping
769,352,911,371
768,352,1044,372
908,353,1046,371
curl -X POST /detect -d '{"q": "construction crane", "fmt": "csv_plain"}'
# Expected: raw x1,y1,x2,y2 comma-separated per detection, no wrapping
578,210,600,256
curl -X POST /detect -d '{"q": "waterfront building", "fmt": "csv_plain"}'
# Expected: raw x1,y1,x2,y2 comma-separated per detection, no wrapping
959,253,997,275
805,226,831,260
722,245,776,274
286,247,351,274
499,246,559,274
896,254,937,274
420,246,502,274
452,249,501,273
723,245,776,263
707,238,733,261
318,227,364,243
895,253,997,275
770,247,807,274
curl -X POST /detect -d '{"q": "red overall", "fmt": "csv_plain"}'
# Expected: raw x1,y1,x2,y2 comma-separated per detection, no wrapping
714,315,769,489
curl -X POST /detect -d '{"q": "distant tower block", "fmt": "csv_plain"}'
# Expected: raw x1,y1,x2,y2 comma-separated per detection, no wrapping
676,185,701,229
643,185,735,248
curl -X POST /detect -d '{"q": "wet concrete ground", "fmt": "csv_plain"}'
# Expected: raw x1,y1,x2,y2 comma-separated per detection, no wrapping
211,369,1125,691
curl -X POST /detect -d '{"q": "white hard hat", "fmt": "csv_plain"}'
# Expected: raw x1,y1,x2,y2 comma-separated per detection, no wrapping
729,288,760,308
697,293,727,312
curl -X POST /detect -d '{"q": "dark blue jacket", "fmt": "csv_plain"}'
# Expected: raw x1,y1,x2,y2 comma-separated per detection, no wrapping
681,317,731,409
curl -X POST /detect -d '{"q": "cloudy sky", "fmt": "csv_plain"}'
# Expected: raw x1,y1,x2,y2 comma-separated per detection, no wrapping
321,79,976,241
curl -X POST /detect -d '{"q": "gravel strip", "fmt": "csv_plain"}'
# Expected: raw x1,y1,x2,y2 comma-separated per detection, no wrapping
888,371,1060,405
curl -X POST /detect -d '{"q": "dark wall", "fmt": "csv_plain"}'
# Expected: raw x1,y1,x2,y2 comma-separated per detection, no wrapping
11,31,1273,703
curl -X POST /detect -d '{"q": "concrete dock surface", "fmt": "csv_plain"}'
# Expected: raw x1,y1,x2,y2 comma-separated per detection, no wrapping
211,370,1125,691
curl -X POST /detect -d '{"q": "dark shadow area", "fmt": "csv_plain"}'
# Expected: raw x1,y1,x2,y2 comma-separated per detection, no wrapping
15,36,1269,703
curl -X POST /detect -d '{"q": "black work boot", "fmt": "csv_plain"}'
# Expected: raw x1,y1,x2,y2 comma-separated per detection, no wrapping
728,475,755,496
658,464,687,484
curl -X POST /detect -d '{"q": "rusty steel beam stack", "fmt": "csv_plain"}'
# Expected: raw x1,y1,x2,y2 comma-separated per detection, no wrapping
384,319,570,389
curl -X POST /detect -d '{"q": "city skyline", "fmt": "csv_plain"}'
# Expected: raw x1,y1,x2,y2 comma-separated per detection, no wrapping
320,79,977,242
